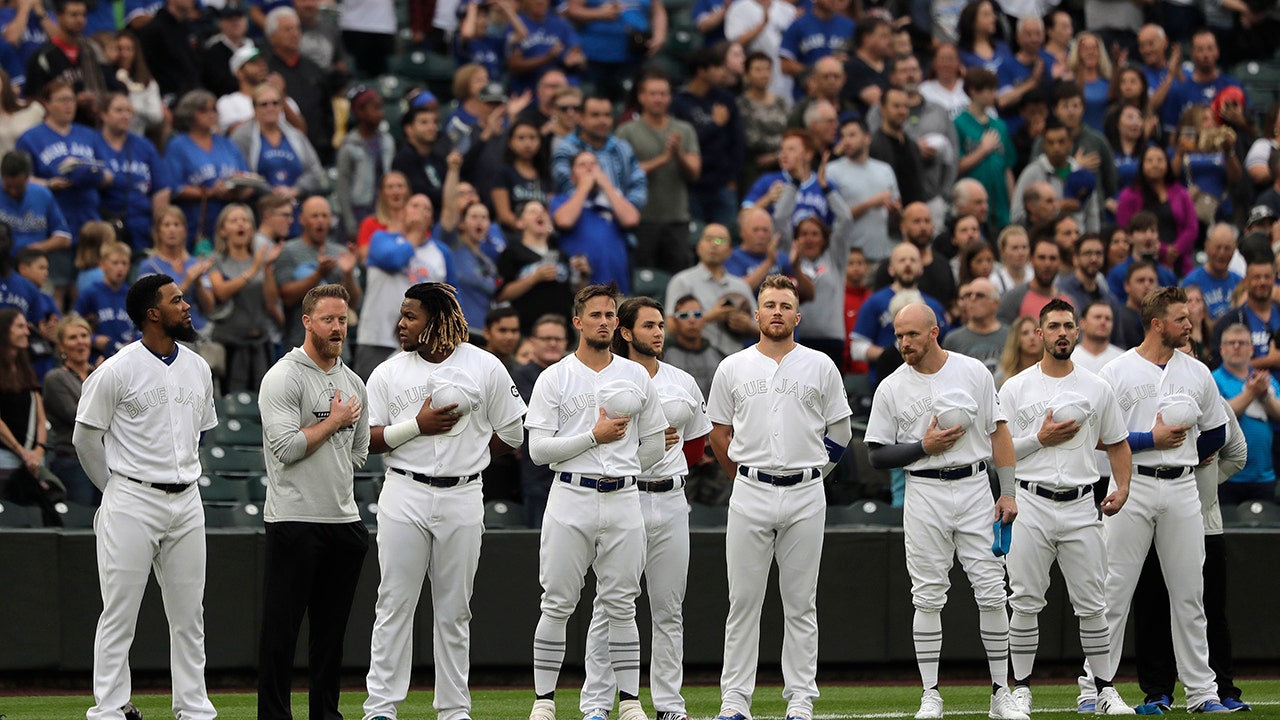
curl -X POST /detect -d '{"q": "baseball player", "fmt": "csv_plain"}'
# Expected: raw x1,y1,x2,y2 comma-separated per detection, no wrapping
1088,286,1230,714
258,284,370,720
864,303,1025,720
524,284,668,720
707,275,853,720
72,274,218,720
581,296,712,720
362,282,527,720
997,299,1134,716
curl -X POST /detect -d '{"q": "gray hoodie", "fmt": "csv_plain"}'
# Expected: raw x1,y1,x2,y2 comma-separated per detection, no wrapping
259,346,369,523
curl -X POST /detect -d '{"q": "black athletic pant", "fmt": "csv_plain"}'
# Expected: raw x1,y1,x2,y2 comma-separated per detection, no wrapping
258,520,370,720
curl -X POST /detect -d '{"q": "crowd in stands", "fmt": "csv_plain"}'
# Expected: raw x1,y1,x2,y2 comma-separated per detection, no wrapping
4,0,1280,521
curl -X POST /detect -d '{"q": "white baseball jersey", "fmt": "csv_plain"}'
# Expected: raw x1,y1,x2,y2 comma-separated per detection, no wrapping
706,344,851,472
367,343,527,476
525,354,667,476
1099,349,1228,468
76,342,217,483
865,352,1005,471
1071,343,1126,477
645,362,712,481
999,364,1128,488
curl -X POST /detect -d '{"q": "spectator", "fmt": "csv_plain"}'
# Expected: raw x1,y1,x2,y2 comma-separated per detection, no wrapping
110,30,165,139
931,178,990,262
725,0,795,102
136,206,214,336
43,314,96,505
0,68,45,155
956,0,1013,74
1009,88,1048,176
392,97,447,210
851,242,949,385
1012,116,1100,232
490,120,551,242
1107,68,1159,139
942,277,1007,374
230,84,324,217
200,3,251,100
207,203,281,393
672,45,744,229
1183,283,1216,365
355,170,409,259
736,51,787,191
514,69,568,134
724,206,795,291
996,235,1068,324
841,246,870,375
338,0,393,78
1112,259,1157,348
778,0,852,88
253,193,293,251
439,153,500,334
166,89,253,244
0,223,45,325
264,7,335,165
511,312,569,527
276,196,361,353
456,0,527,82
0,0,57,92
778,176,852,366
1163,30,1241,133
995,17,1053,132
74,239,134,358
550,150,638,293
666,223,758,358
1212,250,1280,367
94,93,170,255
786,56,853,130
825,112,899,265
72,221,110,292
618,69,701,274
1067,32,1111,132
1246,106,1280,189
662,294,724,398
1032,82,1118,217
749,128,835,229
955,68,1015,228
1059,231,1114,314
994,314,1040,387
873,202,957,310
1019,180,1060,229
1170,104,1240,233
24,0,117,107
1103,224,1130,273
565,0,666,101
0,150,71,277
13,247,59,375
1135,25,1179,120
334,86,394,241
1214,322,1280,506
541,85,582,151
1071,299,1123,370
136,0,201,107
955,234,994,285
217,44,305,135
1042,9,1072,69
496,200,580,334
1105,211,1177,302
1183,223,1241,321
550,94,645,206
481,305,522,370
507,0,583,95
840,17,892,115
0,308,45,486
1104,101,1149,213
919,43,969,119
991,224,1030,296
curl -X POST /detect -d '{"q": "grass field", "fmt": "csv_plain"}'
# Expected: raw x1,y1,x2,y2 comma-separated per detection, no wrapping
3,682,1279,720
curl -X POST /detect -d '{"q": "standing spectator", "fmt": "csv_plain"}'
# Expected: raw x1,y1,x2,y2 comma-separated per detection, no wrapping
456,0,527,82
994,315,1041,387
43,314,96,504
490,120,551,241
551,150,638,293
550,96,646,210
295,0,345,73
230,84,325,221
1211,250,1280,367
136,0,202,107
1169,104,1240,234
439,153,500,333
955,68,1016,228
693,0,727,44
996,236,1068,324
482,305,522,371
842,246,870,375
932,179,991,261
724,206,796,291
1059,232,1115,313
254,193,293,252
514,69,568,134
335,87,394,241
0,307,45,487
841,17,892,115
1182,224,1241,321
496,200,579,333
666,223,758,358
785,56,852,131
1135,25,1179,124
256,283,369,720
165,89,252,244
207,203,281,392
663,295,724,398
919,44,969,119
851,243,950,385
1071,299,1124,371
217,45,305,135
0,150,71,287
1032,82,1118,217
752,129,836,229
991,225,1030,295
1163,30,1241,132
137,206,215,336
869,86,927,208
507,0,583,95
356,171,409,259
200,3,251,99
777,0,852,88
942,277,1007,374
565,0,666,101
1111,260,1157,349
0,224,46,329
1067,32,1111,133
111,30,165,139
338,0,394,77
542,85,582,151
1115,144,1197,275
24,0,117,105
392,98,447,209
724,0,795,103
264,7,335,165
956,0,1014,74
736,51,787,191
1183,284,1216,365
672,45,743,229
0,68,45,155
511,313,568,528
275,196,361,353
1213,323,1280,505
873,202,958,311
0,0,57,91
618,69,701,274
1012,117,1100,233
995,17,1053,134
75,240,135,358
95,93,171,255
1104,102,1149,214
1105,212,1176,303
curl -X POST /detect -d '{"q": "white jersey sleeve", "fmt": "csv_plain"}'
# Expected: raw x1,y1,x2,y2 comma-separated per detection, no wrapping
77,361,122,431
366,361,393,428
525,364,564,433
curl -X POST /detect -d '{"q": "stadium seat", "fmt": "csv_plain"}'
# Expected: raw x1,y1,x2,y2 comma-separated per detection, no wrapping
247,474,270,503
55,501,97,529
0,501,45,528
200,446,267,477
687,503,729,528
826,500,903,527
358,501,379,528
1235,500,1280,528
1231,60,1280,123
219,392,260,420
208,418,263,447
484,499,525,529
204,502,265,528
198,474,251,505
353,477,380,503
356,453,386,479
632,267,672,301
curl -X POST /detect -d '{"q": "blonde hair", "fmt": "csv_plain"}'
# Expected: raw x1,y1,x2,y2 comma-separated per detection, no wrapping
75,221,117,270
997,224,1028,254
213,203,255,255
55,314,92,347
1068,32,1112,80
99,240,131,262
453,64,487,102
998,316,1039,384
151,206,188,253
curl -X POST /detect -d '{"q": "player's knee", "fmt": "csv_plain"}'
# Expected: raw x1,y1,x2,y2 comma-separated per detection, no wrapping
1009,600,1046,617
913,598,946,614
975,596,1008,613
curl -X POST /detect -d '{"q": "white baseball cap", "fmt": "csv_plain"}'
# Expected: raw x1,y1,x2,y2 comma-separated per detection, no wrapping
920,133,956,165
230,43,264,74
932,388,977,431
427,366,483,437
598,380,645,420
1158,393,1199,428
1047,391,1093,450
658,385,698,429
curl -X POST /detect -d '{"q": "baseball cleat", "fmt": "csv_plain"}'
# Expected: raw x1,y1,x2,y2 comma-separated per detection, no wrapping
1219,698,1251,712
1079,698,1097,714
655,713,688,720
584,708,610,720
618,699,647,720
784,713,811,720
530,699,556,720
990,687,1030,720
1148,695,1173,713
1190,700,1233,714
915,689,943,720
714,711,746,720
121,703,143,720
1096,687,1135,715
1012,686,1032,715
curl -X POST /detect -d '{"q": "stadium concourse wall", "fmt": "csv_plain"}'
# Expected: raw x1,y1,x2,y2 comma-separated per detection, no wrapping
3,528,1280,673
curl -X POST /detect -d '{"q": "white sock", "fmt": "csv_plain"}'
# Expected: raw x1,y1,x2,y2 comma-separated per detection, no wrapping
1009,610,1039,682
609,619,642,697
979,607,1010,689
1079,614,1113,684
913,608,943,689
533,614,568,696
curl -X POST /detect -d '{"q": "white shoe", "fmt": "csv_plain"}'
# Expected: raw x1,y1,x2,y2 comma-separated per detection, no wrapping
916,689,944,719
618,700,647,720
1096,687,1135,715
531,699,556,720
1012,686,1033,715
990,687,1031,720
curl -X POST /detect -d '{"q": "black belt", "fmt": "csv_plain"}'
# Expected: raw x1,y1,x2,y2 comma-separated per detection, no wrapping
637,477,683,493
391,467,480,487
555,472,635,492
1136,465,1190,480
1019,480,1088,502
909,461,987,481
124,475,192,494
738,465,815,487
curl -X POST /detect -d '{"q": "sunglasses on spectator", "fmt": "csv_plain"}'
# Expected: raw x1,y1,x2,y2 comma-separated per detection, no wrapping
557,104,581,112
256,99,281,107
674,311,704,320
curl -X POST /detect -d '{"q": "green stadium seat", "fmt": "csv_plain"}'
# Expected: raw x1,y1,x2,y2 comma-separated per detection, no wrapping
484,499,525,529
55,501,96,529
247,474,270,503
204,503,266,528
0,501,45,528
357,453,386,479
393,50,457,86
688,502,728,528
358,501,379,528
632,267,672,301
1235,500,1280,528
197,474,251,505
200,446,266,476
219,391,260,420
826,500,902,527
1231,60,1280,122
209,418,263,447
353,477,380,503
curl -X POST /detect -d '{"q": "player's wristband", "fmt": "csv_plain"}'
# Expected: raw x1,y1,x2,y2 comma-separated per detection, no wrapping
383,419,420,449
996,465,1016,499
1128,431,1154,453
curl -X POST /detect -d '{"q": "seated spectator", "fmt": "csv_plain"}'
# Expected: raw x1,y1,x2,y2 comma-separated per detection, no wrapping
0,68,45,156
439,152,500,334
1105,211,1177,303
43,314,96,505
356,170,409,260
95,93,171,255
0,308,46,487
491,120,551,243
456,0,527,82
74,239,135,357
137,206,214,335
778,0,852,91
336,0,391,78
736,51,787,191
392,97,446,210
919,44,969,119
565,0,666,101
991,224,1030,296
549,149,637,293
200,2,251,99
24,0,119,107
0,150,71,284
1182,223,1241,321
666,223,758,358
942,277,1007,374
230,84,325,230
1113,259,1158,349
1011,116,1100,232
496,199,581,334
748,129,835,228
673,47,743,229
996,235,1069,324
724,206,795,291
217,44,304,135
955,68,1015,228
662,294,725,398
264,7,335,164
275,196,362,353
851,242,949,386
166,89,253,244
207,202,281,393
507,0,583,96
13,246,59,375
1214,322,1280,506
136,0,202,106
995,315,1041,387
1115,145,1196,276
335,87,394,241
0,224,46,325
108,30,165,139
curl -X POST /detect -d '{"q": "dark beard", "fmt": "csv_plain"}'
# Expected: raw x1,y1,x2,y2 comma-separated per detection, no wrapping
896,276,918,290
165,320,199,343
585,336,611,351
1049,343,1073,360
630,338,660,359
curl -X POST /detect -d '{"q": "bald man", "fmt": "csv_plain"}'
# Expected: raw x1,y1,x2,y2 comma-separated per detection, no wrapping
865,303,1023,720
874,202,957,309
666,223,759,357
942,278,1008,374
725,208,799,290
274,196,363,351
852,243,949,385
933,179,991,261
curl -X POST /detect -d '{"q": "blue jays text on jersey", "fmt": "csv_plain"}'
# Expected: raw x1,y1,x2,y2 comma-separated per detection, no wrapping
728,376,821,409
121,384,205,419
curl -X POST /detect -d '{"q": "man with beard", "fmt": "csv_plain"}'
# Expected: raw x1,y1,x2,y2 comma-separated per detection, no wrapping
852,242,948,385
1087,287,1231,714
525,283,667,720
257,284,369,720
826,114,899,264
1211,248,1280,368
707,275,851,720
73,274,219,720
1059,233,1116,313
873,202,956,310
864,302,1022,720
362,282,527,720
997,299,1134,716
997,237,1069,325
581,296,711,720
870,86,926,206
1105,213,1177,304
